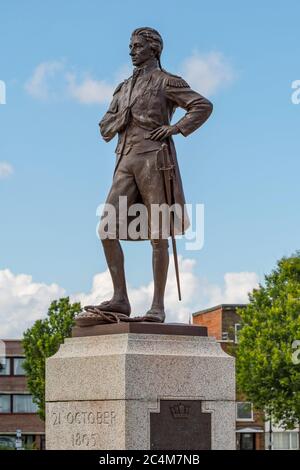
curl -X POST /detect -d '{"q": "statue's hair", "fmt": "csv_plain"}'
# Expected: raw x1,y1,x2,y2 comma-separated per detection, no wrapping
131,27,164,70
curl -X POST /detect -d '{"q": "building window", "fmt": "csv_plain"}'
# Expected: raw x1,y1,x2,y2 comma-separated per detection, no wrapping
235,323,242,343
291,432,299,449
0,357,10,375
265,432,299,450
0,394,11,413
13,357,26,376
0,435,15,450
0,434,39,450
13,395,38,413
0,394,38,413
236,402,253,421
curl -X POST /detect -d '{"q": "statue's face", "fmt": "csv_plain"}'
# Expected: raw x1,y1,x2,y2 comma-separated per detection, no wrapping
129,35,154,66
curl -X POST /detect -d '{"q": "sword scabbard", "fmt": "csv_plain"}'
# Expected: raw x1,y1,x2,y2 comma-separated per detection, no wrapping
157,144,181,301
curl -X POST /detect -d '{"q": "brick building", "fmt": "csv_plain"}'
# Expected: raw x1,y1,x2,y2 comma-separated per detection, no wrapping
192,304,299,450
0,340,45,449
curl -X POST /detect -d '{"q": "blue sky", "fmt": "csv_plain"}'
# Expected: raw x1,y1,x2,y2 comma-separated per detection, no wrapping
0,1,300,336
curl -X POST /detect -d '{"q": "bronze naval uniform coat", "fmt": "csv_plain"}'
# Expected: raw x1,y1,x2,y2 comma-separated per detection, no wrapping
99,66,213,240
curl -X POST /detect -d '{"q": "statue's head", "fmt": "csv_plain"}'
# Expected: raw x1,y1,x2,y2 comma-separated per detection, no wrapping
130,27,163,67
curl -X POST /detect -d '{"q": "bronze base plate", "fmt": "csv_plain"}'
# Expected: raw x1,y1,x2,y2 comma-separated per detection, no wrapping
72,322,207,337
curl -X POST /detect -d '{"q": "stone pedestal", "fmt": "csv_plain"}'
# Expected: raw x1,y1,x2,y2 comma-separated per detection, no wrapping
45,323,235,450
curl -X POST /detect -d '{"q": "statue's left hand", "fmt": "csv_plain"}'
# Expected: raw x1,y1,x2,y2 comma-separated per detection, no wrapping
149,125,179,141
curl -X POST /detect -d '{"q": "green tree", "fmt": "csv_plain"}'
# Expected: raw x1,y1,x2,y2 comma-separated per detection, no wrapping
22,297,81,420
237,252,300,430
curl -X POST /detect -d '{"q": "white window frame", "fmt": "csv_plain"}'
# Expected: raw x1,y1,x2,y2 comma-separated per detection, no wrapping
266,431,299,450
236,401,253,421
235,323,242,343
222,331,229,341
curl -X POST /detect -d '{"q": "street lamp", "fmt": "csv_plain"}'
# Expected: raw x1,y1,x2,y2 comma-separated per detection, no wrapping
268,418,273,450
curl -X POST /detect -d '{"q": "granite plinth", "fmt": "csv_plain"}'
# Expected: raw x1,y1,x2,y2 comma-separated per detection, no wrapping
46,323,235,450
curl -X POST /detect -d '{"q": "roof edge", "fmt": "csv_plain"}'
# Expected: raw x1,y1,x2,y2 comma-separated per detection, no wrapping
192,303,247,317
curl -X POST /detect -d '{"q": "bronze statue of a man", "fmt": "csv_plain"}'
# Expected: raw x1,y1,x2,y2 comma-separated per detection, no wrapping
78,27,212,325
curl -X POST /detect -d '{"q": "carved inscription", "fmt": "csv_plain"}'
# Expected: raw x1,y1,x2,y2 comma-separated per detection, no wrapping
50,408,117,449
52,410,116,426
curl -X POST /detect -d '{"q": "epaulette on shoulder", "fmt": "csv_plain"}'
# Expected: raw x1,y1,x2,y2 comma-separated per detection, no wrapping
113,81,124,95
163,71,190,88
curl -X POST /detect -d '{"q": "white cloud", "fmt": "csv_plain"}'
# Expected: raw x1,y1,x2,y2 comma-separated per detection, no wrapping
0,270,65,338
66,74,115,105
199,271,259,307
180,51,235,96
0,260,258,339
0,162,14,179
25,61,65,100
25,61,130,104
65,65,132,104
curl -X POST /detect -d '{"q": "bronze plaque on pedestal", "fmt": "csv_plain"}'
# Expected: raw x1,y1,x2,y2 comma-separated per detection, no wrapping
150,400,211,450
